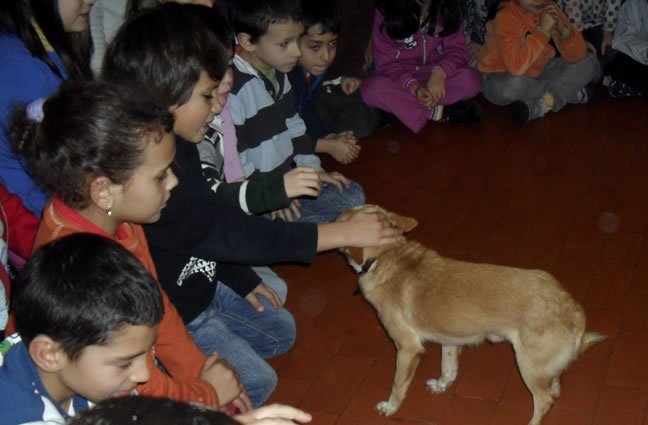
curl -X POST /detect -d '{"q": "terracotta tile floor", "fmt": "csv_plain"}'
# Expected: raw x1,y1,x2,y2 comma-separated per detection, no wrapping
268,92,648,425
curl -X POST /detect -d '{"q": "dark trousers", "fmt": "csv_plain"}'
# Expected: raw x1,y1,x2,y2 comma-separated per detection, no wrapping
606,51,648,95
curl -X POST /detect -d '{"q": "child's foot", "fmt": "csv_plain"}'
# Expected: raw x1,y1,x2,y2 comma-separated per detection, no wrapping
443,100,482,124
511,93,554,125
321,136,360,164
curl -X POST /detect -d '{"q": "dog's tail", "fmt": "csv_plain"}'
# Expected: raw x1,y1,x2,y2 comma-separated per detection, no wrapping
578,332,606,355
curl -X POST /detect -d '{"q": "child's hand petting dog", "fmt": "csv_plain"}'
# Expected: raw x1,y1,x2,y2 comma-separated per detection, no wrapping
283,167,321,198
340,206,404,247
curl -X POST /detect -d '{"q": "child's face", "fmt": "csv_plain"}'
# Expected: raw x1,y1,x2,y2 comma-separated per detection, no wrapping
111,131,178,224
216,62,234,109
516,0,549,13
242,20,304,73
172,71,221,142
298,24,338,77
58,0,94,32
58,324,157,403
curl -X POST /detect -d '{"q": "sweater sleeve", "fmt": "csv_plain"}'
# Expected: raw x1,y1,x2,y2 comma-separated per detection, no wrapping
436,23,472,76
137,351,220,408
217,263,261,297
494,11,551,75
611,0,648,65
554,17,587,62
0,184,39,259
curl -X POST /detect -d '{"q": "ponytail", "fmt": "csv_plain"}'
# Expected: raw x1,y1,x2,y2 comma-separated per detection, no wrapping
10,80,174,208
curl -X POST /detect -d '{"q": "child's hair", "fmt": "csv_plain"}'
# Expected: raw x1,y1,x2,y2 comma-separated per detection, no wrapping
194,6,236,53
302,1,342,35
0,0,92,78
67,395,241,425
12,233,164,360
125,0,162,18
10,79,174,209
102,3,228,108
229,0,303,43
377,0,464,38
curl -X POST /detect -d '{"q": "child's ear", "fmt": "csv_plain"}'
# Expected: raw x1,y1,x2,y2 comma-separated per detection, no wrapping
89,176,115,214
29,335,66,372
236,33,256,52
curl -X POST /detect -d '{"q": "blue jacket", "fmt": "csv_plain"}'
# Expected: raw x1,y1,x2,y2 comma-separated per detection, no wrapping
0,34,67,217
0,340,91,424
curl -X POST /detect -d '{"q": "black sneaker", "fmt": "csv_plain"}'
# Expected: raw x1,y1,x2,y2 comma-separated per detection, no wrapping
443,100,482,124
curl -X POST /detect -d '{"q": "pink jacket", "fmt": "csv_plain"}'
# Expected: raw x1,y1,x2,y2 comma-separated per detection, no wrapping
371,10,471,92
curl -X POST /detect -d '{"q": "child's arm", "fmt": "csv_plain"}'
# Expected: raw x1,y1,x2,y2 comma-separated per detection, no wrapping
611,0,648,64
546,4,588,61
0,184,39,259
141,286,252,410
435,22,472,77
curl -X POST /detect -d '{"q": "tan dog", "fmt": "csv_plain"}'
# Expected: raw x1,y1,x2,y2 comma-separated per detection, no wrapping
338,205,604,425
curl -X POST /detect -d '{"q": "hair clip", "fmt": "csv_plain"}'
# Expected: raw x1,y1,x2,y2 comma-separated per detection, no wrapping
26,98,45,123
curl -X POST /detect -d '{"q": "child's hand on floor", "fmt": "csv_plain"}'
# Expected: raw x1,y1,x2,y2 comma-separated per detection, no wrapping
284,167,321,198
246,283,282,312
341,76,362,94
201,352,250,412
235,404,312,425
271,199,301,222
319,171,352,192
319,132,361,164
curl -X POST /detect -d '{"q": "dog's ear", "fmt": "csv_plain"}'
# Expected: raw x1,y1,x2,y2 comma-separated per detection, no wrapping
387,212,418,233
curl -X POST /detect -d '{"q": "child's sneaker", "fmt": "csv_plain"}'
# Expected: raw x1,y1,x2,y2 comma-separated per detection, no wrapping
571,84,594,104
442,100,482,124
607,79,642,98
511,92,554,125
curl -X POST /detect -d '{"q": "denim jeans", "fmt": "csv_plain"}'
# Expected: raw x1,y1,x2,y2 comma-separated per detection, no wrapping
251,266,288,304
298,180,365,223
186,282,296,407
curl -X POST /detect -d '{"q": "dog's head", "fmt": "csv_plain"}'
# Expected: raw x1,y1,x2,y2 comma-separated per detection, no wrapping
337,205,418,275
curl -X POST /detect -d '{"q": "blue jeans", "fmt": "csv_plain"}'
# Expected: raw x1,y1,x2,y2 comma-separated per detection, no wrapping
186,282,296,407
251,266,287,304
298,180,365,223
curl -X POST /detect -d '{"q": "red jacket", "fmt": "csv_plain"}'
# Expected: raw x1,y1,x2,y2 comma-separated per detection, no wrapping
477,0,587,77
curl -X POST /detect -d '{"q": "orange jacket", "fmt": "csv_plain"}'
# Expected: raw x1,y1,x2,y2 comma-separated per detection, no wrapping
33,198,220,408
477,0,587,77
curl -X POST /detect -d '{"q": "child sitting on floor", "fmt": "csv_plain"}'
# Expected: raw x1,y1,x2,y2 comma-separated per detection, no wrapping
359,0,483,134
0,234,163,424
477,0,601,124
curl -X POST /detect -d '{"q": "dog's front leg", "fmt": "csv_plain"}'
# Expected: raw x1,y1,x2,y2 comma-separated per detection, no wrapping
376,345,422,415
426,345,460,393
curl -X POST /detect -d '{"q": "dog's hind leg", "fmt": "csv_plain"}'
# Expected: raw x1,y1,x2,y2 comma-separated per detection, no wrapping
376,331,423,415
426,345,460,393
514,347,555,425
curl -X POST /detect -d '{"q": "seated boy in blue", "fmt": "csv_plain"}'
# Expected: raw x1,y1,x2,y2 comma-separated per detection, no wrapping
229,0,366,224
0,233,163,425
288,1,380,162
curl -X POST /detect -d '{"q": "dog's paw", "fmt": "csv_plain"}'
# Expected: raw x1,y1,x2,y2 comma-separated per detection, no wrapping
375,401,397,416
426,379,449,393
